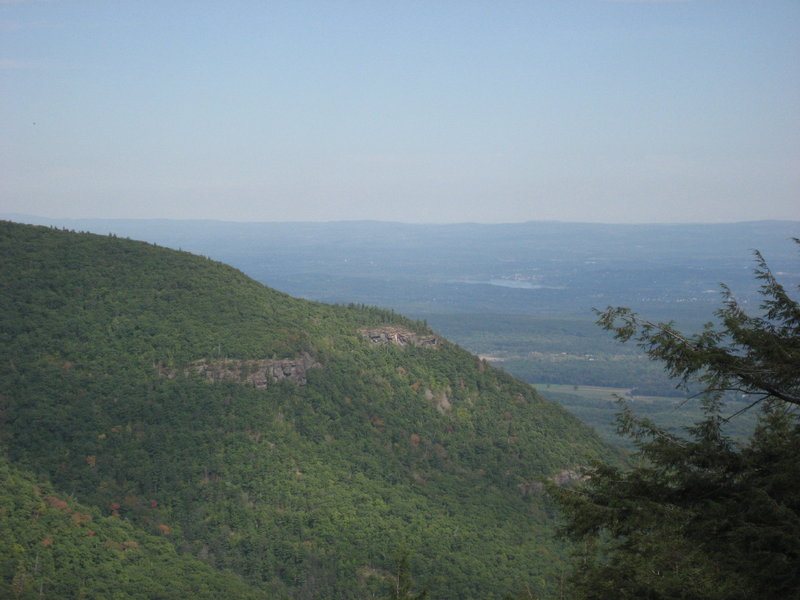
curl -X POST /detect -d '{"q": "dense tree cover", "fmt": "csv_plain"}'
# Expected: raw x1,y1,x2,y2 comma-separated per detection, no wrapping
0,222,617,599
0,456,265,600
550,244,800,599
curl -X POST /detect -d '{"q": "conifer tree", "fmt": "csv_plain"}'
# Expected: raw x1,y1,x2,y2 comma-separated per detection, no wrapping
551,241,800,599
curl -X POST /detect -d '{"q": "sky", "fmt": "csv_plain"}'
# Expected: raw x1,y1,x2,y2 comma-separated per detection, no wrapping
1,0,799,224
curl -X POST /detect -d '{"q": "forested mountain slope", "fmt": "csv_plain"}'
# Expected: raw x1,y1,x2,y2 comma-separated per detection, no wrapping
0,221,616,599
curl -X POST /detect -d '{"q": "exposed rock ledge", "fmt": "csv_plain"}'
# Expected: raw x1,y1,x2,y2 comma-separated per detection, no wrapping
424,387,452,414
358,326,441,348
162,352,321,387
517,468,589,496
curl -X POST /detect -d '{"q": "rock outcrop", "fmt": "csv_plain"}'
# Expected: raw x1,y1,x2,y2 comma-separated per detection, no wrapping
163,352,321,388
424,387,452,414
517,468,589,496
358,326,440,348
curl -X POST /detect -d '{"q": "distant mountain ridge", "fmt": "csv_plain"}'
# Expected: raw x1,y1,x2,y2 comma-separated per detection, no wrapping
0,221,616,599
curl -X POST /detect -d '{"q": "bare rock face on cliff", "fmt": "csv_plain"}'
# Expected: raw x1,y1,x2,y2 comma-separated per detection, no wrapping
180,352,322,387
517,468,590,496
358,326,440,348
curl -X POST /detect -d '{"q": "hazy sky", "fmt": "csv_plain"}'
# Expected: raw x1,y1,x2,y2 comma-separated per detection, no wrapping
2,1,798,224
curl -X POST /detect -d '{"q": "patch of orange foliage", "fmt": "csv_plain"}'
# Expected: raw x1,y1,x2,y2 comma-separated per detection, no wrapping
45,496,69,511
71,512,93,526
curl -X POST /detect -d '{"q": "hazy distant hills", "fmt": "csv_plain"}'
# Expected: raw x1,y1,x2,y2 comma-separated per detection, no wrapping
5,215,798,320
0,221,616,599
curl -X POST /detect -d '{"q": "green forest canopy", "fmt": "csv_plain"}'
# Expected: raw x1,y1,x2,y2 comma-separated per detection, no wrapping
0,221,618,599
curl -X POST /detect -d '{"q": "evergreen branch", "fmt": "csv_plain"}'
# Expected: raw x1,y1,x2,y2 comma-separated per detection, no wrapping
723,395,768,423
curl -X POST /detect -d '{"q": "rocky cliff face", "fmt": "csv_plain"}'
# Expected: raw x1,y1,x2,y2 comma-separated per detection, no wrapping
517,468,589,496
358,326,440,348
162,352,322,387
